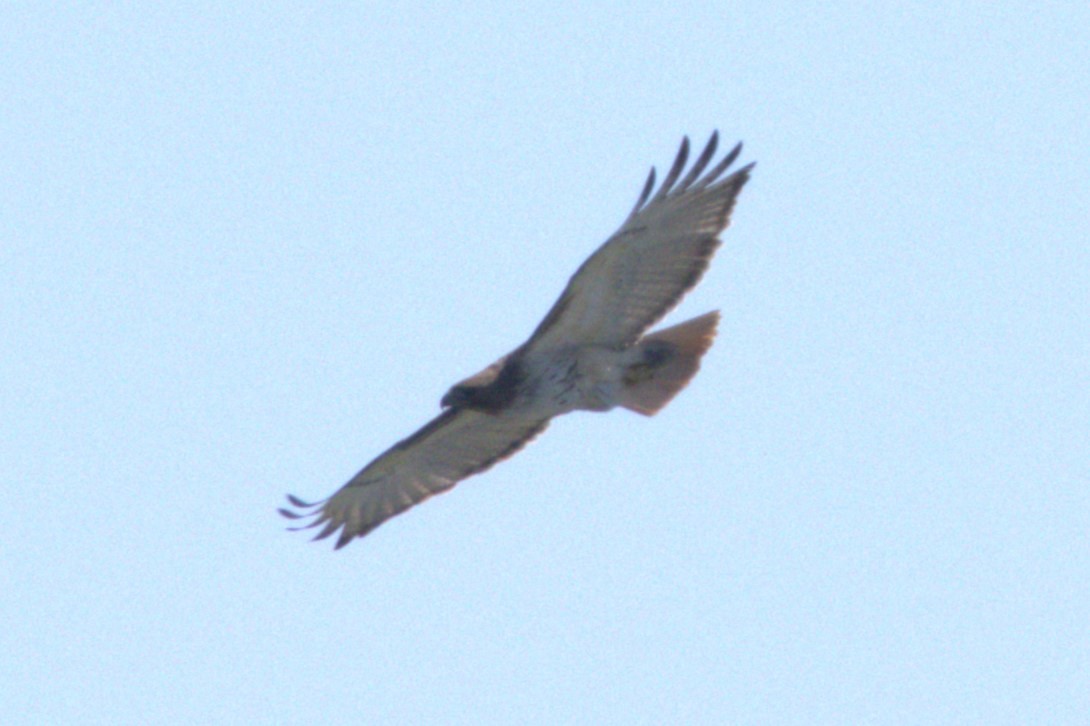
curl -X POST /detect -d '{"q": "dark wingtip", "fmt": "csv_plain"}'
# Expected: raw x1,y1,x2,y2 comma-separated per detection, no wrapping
631,132,752,207
677,131,720,192
692,140,747,190
280,494,332,534
732,160,757,185
286,494,316,508
650,135,691,204
723,141,742,168
630,166,656,217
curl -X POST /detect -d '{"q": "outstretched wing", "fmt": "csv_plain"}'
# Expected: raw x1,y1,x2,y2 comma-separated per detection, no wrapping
280,409,549,548
525,132,754,353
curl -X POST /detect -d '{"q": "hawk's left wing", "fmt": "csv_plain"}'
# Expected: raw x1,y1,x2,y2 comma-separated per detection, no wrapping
524,132,753,354
280,408,549,548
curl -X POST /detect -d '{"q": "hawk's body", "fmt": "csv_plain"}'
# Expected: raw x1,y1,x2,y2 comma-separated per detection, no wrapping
280,132,754,548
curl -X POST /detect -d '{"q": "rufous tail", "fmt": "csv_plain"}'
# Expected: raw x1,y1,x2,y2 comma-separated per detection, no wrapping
619,311,719,416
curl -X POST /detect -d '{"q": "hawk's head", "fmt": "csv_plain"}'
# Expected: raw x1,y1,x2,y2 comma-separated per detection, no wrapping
440,357,525,412
440,384,476,409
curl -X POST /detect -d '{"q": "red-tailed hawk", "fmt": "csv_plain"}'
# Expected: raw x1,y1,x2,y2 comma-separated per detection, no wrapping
280,132,754,548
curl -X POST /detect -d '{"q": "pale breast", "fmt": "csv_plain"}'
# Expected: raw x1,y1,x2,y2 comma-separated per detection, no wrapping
519,345,626,415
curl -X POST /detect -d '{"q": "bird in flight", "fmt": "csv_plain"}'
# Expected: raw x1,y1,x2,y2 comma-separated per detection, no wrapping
280,132,754,549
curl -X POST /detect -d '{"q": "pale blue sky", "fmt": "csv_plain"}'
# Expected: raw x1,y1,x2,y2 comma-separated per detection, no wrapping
3,3,1088,723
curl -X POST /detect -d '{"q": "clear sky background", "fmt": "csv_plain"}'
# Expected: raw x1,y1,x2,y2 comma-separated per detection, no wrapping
3,3,1088,724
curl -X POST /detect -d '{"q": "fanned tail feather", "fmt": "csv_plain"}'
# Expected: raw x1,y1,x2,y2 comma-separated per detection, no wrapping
620,311,719,416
